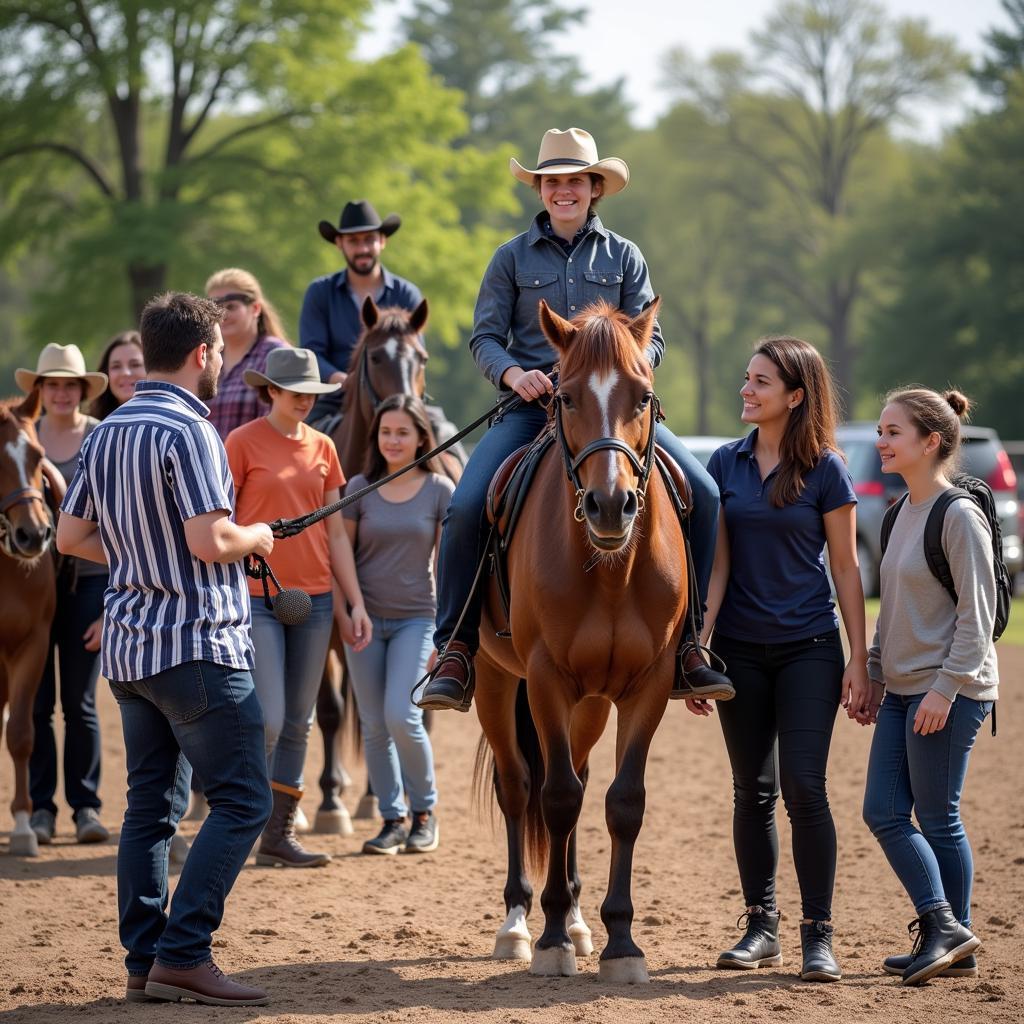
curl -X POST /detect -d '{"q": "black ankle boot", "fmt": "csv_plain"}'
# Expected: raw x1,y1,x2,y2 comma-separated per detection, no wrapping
884,952,977,978
902,903,981,986
800,921,841,981
716,906,782,969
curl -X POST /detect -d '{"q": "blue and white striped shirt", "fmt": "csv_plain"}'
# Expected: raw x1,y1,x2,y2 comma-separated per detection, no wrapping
62,381,252,682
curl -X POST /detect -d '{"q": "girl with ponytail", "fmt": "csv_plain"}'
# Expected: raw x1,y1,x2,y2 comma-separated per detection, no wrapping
861,386,997,986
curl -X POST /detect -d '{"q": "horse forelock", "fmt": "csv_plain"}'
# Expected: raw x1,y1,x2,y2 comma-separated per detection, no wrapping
558,301,650,384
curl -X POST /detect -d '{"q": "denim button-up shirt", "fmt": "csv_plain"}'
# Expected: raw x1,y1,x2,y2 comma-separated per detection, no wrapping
469,212,664,390
299,265,423,380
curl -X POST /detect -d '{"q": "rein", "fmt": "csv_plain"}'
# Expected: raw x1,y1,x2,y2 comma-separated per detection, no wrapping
553,390,663,522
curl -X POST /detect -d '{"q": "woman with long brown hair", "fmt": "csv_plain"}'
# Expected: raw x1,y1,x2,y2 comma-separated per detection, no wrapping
88,330,146,420
342,394,454,855
691,336,869,982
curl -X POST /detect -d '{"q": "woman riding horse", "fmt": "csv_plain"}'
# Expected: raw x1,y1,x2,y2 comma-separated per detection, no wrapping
418,126,732,713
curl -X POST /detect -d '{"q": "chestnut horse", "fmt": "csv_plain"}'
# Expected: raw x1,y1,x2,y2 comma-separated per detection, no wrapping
475,298,686,983
312,297,462,831
0,390,60,856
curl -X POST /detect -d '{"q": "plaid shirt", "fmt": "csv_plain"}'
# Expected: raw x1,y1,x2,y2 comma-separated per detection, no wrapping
206,334,287,440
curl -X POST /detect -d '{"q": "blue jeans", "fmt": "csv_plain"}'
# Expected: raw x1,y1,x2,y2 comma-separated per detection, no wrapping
30,572,106,818
862,692,991,924
250,591,333,790
108,661,272,974
433,404,719,650
344,615,437,820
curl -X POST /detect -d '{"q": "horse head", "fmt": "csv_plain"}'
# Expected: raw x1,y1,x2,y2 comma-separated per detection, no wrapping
348,297,429,413
0,390,58,562
540,297,661,553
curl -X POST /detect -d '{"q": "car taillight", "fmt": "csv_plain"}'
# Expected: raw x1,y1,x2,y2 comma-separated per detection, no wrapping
987,450,1017,492
854,480,885,497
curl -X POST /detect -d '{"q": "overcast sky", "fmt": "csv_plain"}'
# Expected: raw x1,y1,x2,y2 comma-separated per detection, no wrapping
359,0,1009,138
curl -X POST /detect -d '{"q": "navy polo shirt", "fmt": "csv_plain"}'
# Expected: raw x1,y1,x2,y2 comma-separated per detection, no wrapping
707,430,857,643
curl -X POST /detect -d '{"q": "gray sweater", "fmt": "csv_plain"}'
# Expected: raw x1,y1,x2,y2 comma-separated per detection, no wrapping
867,487,999,703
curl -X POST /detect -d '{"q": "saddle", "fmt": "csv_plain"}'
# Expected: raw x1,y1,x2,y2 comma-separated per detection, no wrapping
483,432,693,640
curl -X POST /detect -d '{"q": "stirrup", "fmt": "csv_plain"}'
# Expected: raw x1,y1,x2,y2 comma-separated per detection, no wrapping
414,645,476,712
672,640,732,700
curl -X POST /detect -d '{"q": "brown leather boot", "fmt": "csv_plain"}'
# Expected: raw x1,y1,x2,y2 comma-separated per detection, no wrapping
145,961,269,1005
255,784,331,868
416,640,475,712
125,973,159,1003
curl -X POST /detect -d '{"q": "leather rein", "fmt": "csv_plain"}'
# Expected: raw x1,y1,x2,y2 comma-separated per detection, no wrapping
552,388,663,522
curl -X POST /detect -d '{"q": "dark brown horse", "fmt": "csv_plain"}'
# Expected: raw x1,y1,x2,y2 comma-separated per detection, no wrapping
0,390,60,856
311,297,462,831
475,298,686,982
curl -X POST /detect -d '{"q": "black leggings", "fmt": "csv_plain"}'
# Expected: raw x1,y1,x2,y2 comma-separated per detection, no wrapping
711,630,844,921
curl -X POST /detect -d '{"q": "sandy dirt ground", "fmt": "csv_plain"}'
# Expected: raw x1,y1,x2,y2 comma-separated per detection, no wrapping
1,643,1022,1024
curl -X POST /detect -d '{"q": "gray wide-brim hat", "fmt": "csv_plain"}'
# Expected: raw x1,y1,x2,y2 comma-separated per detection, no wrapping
243,348,341,394
15,342,108,401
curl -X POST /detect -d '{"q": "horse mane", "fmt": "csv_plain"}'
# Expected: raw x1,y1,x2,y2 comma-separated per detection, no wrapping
557,300,651,383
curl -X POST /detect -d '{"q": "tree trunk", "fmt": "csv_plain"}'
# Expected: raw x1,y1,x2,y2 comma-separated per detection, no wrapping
129,263,169,321
827,286,855,417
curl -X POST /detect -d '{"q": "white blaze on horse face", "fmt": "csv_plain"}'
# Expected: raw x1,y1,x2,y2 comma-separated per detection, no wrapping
4,431,33,492
383,337,399,362
588,369,620,489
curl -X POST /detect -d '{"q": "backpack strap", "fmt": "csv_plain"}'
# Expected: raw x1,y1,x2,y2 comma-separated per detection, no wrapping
922,488,972,606
879,492,908,556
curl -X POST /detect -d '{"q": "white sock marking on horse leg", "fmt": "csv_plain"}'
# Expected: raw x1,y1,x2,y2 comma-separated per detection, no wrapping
566,904,594,956
494,904,532,960
589,369,620,489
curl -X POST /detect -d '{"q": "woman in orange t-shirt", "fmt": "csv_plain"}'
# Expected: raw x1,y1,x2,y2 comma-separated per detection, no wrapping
226,348,371,868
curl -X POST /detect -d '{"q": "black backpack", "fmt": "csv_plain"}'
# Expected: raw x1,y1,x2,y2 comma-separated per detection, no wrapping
879,475,1012,643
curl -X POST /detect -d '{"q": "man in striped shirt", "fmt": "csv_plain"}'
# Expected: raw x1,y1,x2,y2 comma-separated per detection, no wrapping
58,292,276,1007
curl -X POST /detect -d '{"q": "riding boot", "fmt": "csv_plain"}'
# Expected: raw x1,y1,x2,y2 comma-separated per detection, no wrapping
672,643,735,701
716,906,782,969
255,783,331,868
799,920,842,981
416,640,475,712
901,903,981,986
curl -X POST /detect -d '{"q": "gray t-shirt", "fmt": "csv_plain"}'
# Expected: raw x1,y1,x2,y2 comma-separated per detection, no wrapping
343,472,455,619
50,417,107,580
867,486,998,703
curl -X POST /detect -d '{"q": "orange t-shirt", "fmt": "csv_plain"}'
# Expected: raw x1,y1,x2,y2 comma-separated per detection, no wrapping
225,418,344,597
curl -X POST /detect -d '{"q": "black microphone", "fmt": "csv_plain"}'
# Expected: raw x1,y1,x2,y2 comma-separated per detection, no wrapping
271,587,312,626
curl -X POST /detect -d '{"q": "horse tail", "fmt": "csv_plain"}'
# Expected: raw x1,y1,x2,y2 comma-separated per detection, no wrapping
471,679,549,873
515,678,548,872
340,662,363,754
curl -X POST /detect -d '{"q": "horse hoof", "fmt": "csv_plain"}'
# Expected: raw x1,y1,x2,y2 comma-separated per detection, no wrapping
8,830,39,857
529,945,577,976
313,806,354,836
293,805,311,834
494,935,532,961
569,923,594,957
598,956,649,985
353,794,378,821
169,833,190,865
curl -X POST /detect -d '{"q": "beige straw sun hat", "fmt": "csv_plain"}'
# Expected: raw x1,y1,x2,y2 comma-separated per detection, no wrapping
15,343,108,401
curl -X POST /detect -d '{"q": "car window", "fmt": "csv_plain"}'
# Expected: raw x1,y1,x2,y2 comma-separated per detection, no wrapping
839,439,885,484
959,438,998,480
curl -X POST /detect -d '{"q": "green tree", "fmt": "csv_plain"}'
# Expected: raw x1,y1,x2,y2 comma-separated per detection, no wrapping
661,0,964,399
863,78,1024,436
975,0,1024,98
0,0,515,387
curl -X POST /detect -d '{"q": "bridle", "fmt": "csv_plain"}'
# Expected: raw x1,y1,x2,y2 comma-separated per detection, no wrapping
357,332,428,413
552,387,663,523
0,484,52,559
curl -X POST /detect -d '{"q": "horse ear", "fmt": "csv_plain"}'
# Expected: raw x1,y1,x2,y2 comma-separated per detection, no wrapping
361,296,379,329
16,387,43,423
409,298,428,333
537,299,577,353
627,297,661,350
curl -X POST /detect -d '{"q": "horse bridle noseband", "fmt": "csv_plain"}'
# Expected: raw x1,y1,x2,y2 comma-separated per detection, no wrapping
0,485,51,557
553,388,663,523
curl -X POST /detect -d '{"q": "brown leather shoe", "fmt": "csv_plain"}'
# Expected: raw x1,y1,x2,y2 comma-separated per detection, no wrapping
144,960,269,1006
125,973,161,1003
416,640,475,712
256,784,331,868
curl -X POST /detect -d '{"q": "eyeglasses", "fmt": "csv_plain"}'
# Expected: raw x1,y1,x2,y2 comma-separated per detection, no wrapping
209,292,253,307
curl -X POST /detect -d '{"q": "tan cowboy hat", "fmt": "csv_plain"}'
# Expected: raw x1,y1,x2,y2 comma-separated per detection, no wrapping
510,127,630,195
15,343,108,401
243,347,342,394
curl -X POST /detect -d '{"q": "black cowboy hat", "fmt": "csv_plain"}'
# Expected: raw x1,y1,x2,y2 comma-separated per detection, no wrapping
318,199,401,244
